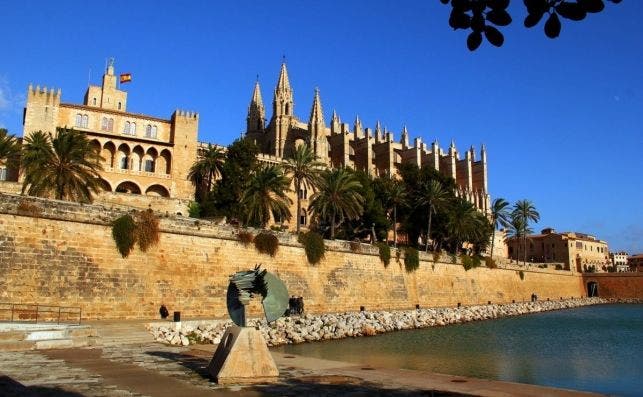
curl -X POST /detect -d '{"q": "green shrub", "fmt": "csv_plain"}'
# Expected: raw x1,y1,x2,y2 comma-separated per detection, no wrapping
519,270,525,280
555,264,563,270
188,202,201,218
349,240,361,253
472,255,481,268
237,230,254,246
136,209,160,252
254,232,279,257
404,247,420,273
376,242,391,267
112,214,136,258
462,255,474,271
484,257,497,269
298,231,325,265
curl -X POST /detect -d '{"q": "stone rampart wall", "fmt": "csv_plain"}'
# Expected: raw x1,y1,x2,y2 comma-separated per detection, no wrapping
0,193,586,320
582,273,643,299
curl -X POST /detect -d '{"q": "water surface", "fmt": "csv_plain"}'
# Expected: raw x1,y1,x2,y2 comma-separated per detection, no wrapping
273,304,643,396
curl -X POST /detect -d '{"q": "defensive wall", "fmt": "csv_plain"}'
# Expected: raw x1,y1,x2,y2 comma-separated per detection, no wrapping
0,193,615,321
582,273,643,299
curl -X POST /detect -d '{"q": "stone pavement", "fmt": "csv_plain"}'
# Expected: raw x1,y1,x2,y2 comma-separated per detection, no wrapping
0,341,604,397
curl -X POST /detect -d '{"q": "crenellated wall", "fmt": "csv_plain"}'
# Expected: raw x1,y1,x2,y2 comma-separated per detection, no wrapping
0,193,594,321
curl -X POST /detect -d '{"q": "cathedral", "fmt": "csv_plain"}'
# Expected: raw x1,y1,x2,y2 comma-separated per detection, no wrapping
245,63,490,214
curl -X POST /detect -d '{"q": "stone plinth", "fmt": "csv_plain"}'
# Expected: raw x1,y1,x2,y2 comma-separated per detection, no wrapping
207,326,278,384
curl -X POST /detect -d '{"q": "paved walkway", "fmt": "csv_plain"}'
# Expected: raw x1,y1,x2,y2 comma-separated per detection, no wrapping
0,338,604,397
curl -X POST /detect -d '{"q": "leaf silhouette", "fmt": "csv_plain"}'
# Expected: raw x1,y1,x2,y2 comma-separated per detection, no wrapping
449,10,471,30
484,25,505,47
556,2,587,21
488,0,510,10
471,13,485,31
487,9,512,26
544,12,561,38
467,31,483,51
524,11,544,28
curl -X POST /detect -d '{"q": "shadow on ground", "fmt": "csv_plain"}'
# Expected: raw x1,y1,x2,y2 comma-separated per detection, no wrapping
0,376,86,397
146,350,471,396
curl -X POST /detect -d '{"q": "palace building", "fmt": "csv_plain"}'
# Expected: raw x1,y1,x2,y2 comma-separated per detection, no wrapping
19,60,198,213
9,60,491,222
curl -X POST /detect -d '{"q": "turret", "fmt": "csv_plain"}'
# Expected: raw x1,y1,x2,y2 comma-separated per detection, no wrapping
246,80,265,132
400,125,409,148
308,88,328,161
272,62,293,117
331,110,341,134
83,58,128,111
353,115,363,139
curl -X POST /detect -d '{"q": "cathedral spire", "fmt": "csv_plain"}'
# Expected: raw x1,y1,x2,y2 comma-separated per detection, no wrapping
331,109,341,134
308,88,325,126
400,124,409,148
247,80,265,132
276,61,291,93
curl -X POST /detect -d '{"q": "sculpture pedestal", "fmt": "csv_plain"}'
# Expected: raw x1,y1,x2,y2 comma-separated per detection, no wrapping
207,326,279,384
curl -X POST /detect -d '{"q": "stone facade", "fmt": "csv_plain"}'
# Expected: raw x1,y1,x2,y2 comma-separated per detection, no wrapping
20,60,198,212
507,227,610,272
245,63,491,220
0,193,588,320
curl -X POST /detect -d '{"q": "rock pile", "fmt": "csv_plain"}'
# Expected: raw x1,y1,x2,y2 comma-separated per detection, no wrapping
148,297,610,347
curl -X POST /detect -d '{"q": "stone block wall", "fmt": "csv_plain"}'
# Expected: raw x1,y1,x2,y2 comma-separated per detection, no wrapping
582,273,643,299
0,193,589,320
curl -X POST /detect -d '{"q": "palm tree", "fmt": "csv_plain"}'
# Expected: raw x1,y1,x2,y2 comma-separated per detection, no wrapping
188,144,225,202
283,144,324,233
447,199,485,254
241,164,292,228
309,168,364,239
506,215,525,264
512,200,540,264
489,198,511,259
384,180,407,248
0,128,20,169
21,128,103,202
417,180,451,252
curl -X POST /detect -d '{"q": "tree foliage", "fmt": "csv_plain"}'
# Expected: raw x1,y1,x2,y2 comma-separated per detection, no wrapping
188,144,225,203
0,128,20,168
21,128,103,203
439,0,622,51
283,144,323,233
309,167,364,239
241,164,292,228
202,138,258,220
298,230,326,265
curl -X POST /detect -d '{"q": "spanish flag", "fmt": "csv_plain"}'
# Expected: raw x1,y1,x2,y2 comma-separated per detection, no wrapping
120,73,132,84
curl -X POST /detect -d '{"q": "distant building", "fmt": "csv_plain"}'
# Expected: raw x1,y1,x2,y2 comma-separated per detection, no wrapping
610,251,629,272
506,228,610,272
628,254,643,272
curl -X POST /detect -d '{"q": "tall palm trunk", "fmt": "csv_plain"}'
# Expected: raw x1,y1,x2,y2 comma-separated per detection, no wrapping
393,205,397,249
295,177,302,233
426,208,432,252
331,210,336,239
490,228,496,259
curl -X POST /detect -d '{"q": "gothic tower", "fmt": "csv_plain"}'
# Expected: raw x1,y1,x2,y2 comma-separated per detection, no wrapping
246,80,265,133
308,88,328,161
270,62,294,157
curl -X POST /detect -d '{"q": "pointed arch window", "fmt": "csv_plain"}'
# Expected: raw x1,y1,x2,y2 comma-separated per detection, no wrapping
124,121,131,135
131,122,136,136
145,124,157,138
76,114,82,127
82,114,88,128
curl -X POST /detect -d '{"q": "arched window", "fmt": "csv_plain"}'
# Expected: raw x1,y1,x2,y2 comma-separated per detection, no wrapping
82,114,88,128
120,156,129,170
131,122,136,135
146,124,152,137
151,126,157,138
108,118,114,132
93,98,97,106
144,159,155,172
124,122,131,134
101,117,108,131
285,103,290,115
118,102,122,110
75,114,82,127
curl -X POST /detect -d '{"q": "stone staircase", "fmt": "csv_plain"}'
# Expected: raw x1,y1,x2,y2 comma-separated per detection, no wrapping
90,321,156,346
0,324,99,351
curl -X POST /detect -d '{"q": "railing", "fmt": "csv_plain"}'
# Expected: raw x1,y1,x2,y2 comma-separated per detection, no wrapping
0,303,82,325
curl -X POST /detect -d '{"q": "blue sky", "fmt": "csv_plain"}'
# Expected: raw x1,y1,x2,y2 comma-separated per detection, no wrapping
1,1,641,253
